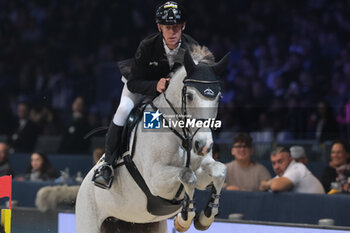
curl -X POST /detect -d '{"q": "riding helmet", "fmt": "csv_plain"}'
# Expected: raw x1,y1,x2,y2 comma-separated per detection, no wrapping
155,1,186,25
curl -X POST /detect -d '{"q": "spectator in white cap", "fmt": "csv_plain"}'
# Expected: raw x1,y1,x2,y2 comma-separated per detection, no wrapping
290,145,308,165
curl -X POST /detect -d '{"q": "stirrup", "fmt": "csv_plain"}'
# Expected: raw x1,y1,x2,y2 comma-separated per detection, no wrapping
92,164,115,189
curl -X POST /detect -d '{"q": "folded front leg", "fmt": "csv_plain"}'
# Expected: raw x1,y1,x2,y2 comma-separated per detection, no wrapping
174,167,197,232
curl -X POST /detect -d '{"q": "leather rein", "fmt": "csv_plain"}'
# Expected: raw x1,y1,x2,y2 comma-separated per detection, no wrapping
149,77,220,199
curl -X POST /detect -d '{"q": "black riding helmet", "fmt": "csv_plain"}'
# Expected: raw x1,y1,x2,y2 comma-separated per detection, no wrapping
155,1,186,25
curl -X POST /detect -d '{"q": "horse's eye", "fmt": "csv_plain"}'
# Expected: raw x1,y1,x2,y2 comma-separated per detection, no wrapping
186,93,193,101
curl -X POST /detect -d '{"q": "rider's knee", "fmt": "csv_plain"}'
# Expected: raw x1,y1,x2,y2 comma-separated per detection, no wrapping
118,99,134,114
113,101,134,125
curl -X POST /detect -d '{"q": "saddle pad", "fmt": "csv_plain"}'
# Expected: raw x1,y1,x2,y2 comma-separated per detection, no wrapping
111,103,147,168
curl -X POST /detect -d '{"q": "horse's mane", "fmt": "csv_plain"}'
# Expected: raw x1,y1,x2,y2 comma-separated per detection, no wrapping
189,45,215,65
166,45,215,90
157,45,216,108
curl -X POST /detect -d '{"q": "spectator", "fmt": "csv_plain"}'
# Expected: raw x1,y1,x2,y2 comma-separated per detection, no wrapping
35,147,104,212
39,105,63,136
290,145,308,165
58,97,91,154
260,147,325,193
224,133,271,191
0,92,15,134
8,102,39,153
25,152,58,182
30,105,63,136
308,100,339,142
320,139,350,193
0,142,13,176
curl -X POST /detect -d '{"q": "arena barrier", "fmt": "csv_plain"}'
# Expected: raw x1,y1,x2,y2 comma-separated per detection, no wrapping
0,175,12,233
2,180,350,228
3,208,350,233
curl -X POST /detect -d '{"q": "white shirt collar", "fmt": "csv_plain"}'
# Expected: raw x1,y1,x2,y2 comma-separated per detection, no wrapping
163,39,181,68
163,39,181,55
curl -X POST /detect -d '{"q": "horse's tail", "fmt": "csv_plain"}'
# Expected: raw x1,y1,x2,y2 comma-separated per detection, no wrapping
101,217,167,233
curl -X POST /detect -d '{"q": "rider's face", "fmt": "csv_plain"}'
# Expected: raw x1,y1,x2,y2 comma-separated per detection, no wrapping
158,23,185,50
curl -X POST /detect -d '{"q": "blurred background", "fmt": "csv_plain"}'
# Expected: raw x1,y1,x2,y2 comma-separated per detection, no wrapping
1,0,350,157
1,0,350,232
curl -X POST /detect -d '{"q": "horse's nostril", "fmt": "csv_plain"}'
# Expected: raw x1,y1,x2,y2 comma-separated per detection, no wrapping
206,147,211,154
195,141,200,152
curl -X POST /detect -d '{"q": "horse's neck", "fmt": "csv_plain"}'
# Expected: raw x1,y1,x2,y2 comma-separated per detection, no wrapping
150,66,201,149
152,94,170,110
152,67,184,116
152,94,182,130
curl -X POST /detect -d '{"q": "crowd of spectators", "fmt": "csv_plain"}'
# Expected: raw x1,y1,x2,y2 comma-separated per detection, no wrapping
216,0,350,141
222,132,350,194
1,0,350,154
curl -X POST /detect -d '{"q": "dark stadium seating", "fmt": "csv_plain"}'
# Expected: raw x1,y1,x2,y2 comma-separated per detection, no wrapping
197,190,350,227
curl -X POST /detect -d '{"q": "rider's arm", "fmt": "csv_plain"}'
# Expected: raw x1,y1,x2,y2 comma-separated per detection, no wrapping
127,41,159,96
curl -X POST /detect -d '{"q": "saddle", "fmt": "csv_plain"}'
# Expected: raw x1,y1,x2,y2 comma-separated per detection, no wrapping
113,102,146,167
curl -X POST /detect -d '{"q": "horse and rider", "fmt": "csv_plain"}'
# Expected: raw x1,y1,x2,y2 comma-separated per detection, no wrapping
77,2,229,232
93,1,199,189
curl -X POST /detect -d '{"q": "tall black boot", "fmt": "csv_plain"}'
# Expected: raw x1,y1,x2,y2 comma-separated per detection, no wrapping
93,122,123,189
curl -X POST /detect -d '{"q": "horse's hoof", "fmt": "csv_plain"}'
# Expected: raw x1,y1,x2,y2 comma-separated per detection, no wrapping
174,215,191,232
193,219,210,231
193,211,214,231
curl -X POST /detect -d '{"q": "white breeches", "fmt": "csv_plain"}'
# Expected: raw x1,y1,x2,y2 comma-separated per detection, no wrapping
113,81,143,126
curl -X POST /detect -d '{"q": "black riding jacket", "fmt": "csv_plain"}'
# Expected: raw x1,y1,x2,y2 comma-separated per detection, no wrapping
126,32,198,97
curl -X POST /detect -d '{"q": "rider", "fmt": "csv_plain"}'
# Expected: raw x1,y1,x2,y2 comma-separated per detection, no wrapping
93,1,199,189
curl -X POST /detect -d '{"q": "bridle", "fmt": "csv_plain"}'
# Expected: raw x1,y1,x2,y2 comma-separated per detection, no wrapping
158,77,220,152
149,76,220,199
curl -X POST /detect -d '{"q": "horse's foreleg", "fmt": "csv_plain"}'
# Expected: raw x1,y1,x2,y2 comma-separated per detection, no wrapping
174,167,197,232
194,160,226,231
149,164,198,232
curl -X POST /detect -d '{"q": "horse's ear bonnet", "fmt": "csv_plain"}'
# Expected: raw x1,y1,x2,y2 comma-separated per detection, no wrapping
183,50,230,98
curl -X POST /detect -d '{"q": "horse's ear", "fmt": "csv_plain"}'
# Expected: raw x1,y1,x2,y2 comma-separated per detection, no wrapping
211,52,230,76
184,50,196,76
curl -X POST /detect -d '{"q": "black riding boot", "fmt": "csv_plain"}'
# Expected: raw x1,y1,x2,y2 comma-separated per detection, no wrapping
93,122,123,189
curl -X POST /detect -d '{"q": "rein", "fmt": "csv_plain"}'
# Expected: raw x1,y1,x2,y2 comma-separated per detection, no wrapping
148,77,220,199
160,77,221,154
122,68,222,212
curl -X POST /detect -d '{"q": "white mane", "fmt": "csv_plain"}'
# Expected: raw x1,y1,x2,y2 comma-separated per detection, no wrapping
189,45,215,65
158,45,215,108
